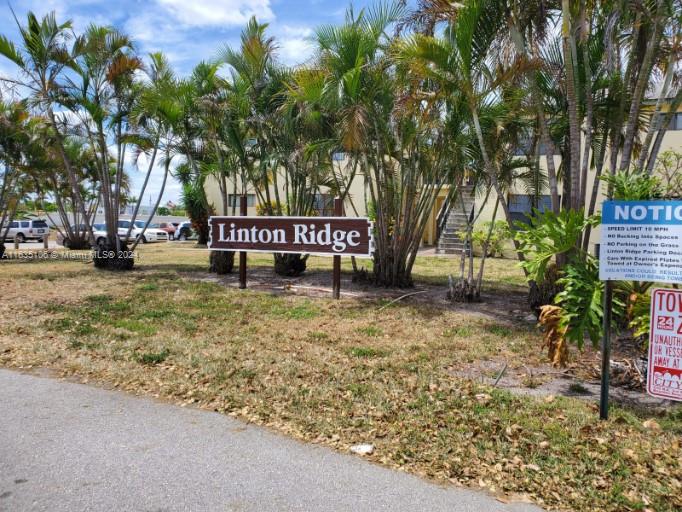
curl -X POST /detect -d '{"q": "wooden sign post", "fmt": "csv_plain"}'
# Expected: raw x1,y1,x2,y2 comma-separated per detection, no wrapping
208,201,373,299
332,197,343,299
239,195,247,289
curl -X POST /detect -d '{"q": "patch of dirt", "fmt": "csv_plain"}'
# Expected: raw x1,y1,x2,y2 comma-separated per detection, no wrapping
183,267,533,325
452,343,674,414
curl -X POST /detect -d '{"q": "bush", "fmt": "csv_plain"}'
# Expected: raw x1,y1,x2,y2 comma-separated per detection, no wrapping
554,255,623,349
461,220,511,257
600,170,664,200
627,292,651,344
274,253,307,276
515,208,599,283
256,200,279,216
528,263,562,315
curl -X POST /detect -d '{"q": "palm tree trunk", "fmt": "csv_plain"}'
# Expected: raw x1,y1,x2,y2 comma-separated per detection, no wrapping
638,49,676,173
578,1,593,210
130,156,170,252
469,103,527,271
127,140,159,239
475,198,499,299
619,0,665,173
562,0,581,210
48,109,95,244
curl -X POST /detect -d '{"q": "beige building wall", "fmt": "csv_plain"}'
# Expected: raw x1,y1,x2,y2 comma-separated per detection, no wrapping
204,157,369,218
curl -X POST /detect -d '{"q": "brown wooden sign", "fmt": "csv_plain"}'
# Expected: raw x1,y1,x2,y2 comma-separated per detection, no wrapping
208,216,374,257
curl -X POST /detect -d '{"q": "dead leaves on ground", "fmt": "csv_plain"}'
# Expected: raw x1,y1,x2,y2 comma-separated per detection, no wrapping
1,269,681,512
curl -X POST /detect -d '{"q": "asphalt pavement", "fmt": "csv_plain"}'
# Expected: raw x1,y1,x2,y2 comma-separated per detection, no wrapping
0,369,542,512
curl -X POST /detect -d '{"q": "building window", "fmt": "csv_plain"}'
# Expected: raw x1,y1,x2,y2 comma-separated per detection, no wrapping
313,193,335,216
509,194,553,225
228,194,256,208
513,134,561,156
667,112,682,130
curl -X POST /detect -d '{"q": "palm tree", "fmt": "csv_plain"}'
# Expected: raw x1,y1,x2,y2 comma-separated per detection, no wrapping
126,52,183,251
400,1,530,264
0,100,32,255
217,18,333,276
306,4,468,287
62,24,143,268
0,11,98,245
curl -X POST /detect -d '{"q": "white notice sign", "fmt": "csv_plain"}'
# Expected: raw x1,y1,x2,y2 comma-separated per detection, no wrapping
599,200,682,284
648,288,682,401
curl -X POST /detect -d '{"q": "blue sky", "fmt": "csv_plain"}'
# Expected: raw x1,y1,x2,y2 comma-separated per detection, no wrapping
0,0,380,206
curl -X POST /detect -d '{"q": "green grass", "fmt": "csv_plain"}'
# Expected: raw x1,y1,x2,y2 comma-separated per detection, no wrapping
356,325,383,337
347,346,386,358
135,349,170,365
484,324,514,337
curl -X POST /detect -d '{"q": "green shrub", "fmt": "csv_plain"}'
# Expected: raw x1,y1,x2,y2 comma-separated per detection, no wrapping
460,220,511,257
601,170,664,200
514,208,599,284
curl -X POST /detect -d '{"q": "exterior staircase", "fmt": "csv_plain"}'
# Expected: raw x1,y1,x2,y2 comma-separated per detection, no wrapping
436,185,475,255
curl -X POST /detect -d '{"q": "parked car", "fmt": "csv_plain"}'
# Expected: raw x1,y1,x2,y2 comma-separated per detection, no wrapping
157,221,178,240
91,223,114,247
56,223,116,248
117,220,169,243
175,221,196,241
3,219,50,243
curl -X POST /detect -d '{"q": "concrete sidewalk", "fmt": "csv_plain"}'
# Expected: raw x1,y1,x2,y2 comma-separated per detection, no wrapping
0,369,541,512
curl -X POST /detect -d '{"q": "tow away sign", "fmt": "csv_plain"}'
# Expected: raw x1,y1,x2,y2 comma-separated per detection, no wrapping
648,288,682,401
599,200,682,284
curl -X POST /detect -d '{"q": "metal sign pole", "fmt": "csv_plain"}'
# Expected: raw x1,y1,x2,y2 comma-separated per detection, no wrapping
239,195,247,289
599,279,613,420
332,197,343,299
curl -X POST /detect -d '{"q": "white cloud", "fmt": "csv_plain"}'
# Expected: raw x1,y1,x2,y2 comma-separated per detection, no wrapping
125,11,181,45
124,10,239,76
156,0,274,27
125,150,183,204
276,25,314,66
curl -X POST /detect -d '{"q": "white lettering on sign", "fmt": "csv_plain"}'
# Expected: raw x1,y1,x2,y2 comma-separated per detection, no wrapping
219,223,286,245
600,201,682,284
648,288,682,401
208,216,375,257
614,203,682,222
221,222,362,253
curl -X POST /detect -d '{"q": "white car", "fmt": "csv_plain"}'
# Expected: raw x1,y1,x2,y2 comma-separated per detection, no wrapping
3,219,50,243
117,220,169,243
57,223,112,248
91,223,118,247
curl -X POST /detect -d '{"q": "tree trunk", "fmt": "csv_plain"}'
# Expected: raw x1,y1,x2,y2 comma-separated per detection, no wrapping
578,0,594,210
639,50,676,173
209,250,235,274
273,253,308,277
469,103,527,272
562,0,582,210
619,0,665,173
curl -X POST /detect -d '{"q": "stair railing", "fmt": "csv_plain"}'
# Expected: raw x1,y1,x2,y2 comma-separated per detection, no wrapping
436,194,453,242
